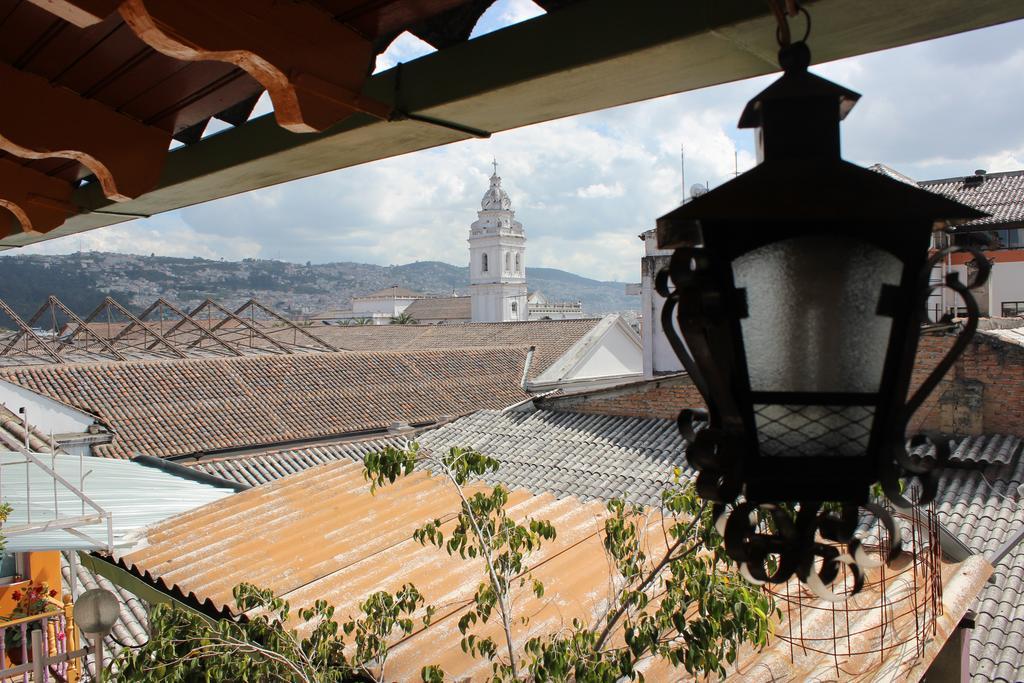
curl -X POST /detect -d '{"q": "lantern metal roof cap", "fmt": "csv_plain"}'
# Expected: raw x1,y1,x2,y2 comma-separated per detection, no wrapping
738,42,861,129
656,160,988,249
657,42,986,250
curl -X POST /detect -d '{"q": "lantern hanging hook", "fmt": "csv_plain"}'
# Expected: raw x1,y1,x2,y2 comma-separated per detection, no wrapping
769,0,811,47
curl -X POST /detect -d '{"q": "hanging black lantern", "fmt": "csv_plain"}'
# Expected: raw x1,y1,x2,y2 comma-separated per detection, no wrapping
655,22,990,596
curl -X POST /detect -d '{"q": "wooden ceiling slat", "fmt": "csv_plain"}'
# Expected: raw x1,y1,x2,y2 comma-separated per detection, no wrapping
128,63,258,133
120,0,390,133
323,0,470,41
17,11,124,83
54,23,175,108
145,70,262,134
0,1,62,64
12,12,67,68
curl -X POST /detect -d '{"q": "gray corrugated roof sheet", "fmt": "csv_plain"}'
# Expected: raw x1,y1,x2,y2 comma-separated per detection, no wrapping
191,409,689,507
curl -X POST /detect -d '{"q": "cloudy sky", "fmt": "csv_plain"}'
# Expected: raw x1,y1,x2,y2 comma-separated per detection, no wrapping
11,3,1024,282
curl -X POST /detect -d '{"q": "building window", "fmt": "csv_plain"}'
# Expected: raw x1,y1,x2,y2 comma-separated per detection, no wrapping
515,253,521,272
1002,301,1024,317
505,252,511,272
511,301,518,318
482,253,488,272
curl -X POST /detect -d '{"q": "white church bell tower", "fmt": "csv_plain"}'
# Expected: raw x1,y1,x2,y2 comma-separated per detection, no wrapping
469,161,527,322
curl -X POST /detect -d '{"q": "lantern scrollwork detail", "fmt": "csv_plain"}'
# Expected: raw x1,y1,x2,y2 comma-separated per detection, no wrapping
654,29,990,598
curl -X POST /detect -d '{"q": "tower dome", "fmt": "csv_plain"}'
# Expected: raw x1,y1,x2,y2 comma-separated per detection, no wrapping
468,160,526,323
481,160,512,211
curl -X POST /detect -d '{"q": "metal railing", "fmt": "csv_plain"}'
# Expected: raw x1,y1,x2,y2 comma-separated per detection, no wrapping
0,410,113,554
0,598,87,682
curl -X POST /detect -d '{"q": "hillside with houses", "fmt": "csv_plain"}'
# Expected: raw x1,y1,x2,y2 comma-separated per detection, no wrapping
0,252,637,321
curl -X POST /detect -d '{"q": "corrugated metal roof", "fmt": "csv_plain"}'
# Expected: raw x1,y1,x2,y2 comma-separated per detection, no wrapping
187,410,1024,681
0,451,234,551
111,456,989,681
190,409,688,506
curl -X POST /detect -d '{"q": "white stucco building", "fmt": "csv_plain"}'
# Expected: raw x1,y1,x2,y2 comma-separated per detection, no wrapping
639,229,683,378
469,163,528,322
527,291,585,320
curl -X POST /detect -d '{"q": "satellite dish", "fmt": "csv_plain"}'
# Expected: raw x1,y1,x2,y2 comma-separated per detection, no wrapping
690,184,709,198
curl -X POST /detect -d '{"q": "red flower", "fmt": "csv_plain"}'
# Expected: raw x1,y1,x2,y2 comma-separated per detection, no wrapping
49,590,57,598
10,591,21,601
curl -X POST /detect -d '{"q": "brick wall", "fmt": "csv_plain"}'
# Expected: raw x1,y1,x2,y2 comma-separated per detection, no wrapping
542,373,705,421
546,332,1024,438
910,332,1024,437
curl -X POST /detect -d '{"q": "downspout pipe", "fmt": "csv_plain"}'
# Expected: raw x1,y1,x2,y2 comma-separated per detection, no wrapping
520,345,536,390
132,454,250,493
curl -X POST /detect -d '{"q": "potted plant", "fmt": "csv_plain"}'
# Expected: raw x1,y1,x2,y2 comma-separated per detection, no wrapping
3,580,61,665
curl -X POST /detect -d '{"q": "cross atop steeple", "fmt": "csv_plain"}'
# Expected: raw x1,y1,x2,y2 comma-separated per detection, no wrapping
492,158,499,176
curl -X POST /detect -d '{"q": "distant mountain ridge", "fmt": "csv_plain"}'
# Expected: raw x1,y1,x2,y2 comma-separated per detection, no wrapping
0,252,638,321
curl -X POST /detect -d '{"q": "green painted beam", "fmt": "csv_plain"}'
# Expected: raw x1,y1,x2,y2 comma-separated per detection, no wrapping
3,0,1022,248
77,551,217,626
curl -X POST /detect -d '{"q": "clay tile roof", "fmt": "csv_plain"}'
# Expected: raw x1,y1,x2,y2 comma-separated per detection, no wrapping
111,454,989,681
920,170,1024,230
402,296,471,321
0,403,63,453
314,318,602,379
932,435,1024,682
0,349,531,459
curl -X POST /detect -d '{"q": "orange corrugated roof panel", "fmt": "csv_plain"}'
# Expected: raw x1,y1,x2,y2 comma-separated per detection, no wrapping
111,456,992,680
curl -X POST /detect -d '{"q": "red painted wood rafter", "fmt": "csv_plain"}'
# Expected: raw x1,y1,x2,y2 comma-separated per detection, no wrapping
0,62,170,203
0,159,76,237
118,0,392,133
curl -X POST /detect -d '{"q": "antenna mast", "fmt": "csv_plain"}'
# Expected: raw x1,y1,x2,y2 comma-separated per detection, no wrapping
680,144,685,202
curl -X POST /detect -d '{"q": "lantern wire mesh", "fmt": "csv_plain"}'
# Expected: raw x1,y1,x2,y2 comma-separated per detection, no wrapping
764,491,942,678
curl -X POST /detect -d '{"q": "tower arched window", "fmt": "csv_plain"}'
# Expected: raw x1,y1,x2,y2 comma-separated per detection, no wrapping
482,253,488,273
511,301,518,318
505,252,511,272
515,253,521,273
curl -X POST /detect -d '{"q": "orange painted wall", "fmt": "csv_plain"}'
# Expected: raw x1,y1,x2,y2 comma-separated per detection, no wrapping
0,550,64,617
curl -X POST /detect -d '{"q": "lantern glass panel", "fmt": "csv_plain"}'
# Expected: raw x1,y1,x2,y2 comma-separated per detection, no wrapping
731,234,903,394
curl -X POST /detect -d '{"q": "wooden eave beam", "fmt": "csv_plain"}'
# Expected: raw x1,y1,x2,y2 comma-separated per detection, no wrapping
0,62,170,203
25,0,118,28
0,159,76,237
4,0,1024,248
119,0,391,133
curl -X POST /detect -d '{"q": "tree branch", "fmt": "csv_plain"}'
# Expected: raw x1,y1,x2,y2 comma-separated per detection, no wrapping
440,457,519,679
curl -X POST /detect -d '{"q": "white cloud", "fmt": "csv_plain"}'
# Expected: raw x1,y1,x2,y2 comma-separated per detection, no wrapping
576,183,625,199
374,32,436,73
470,0,545,38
